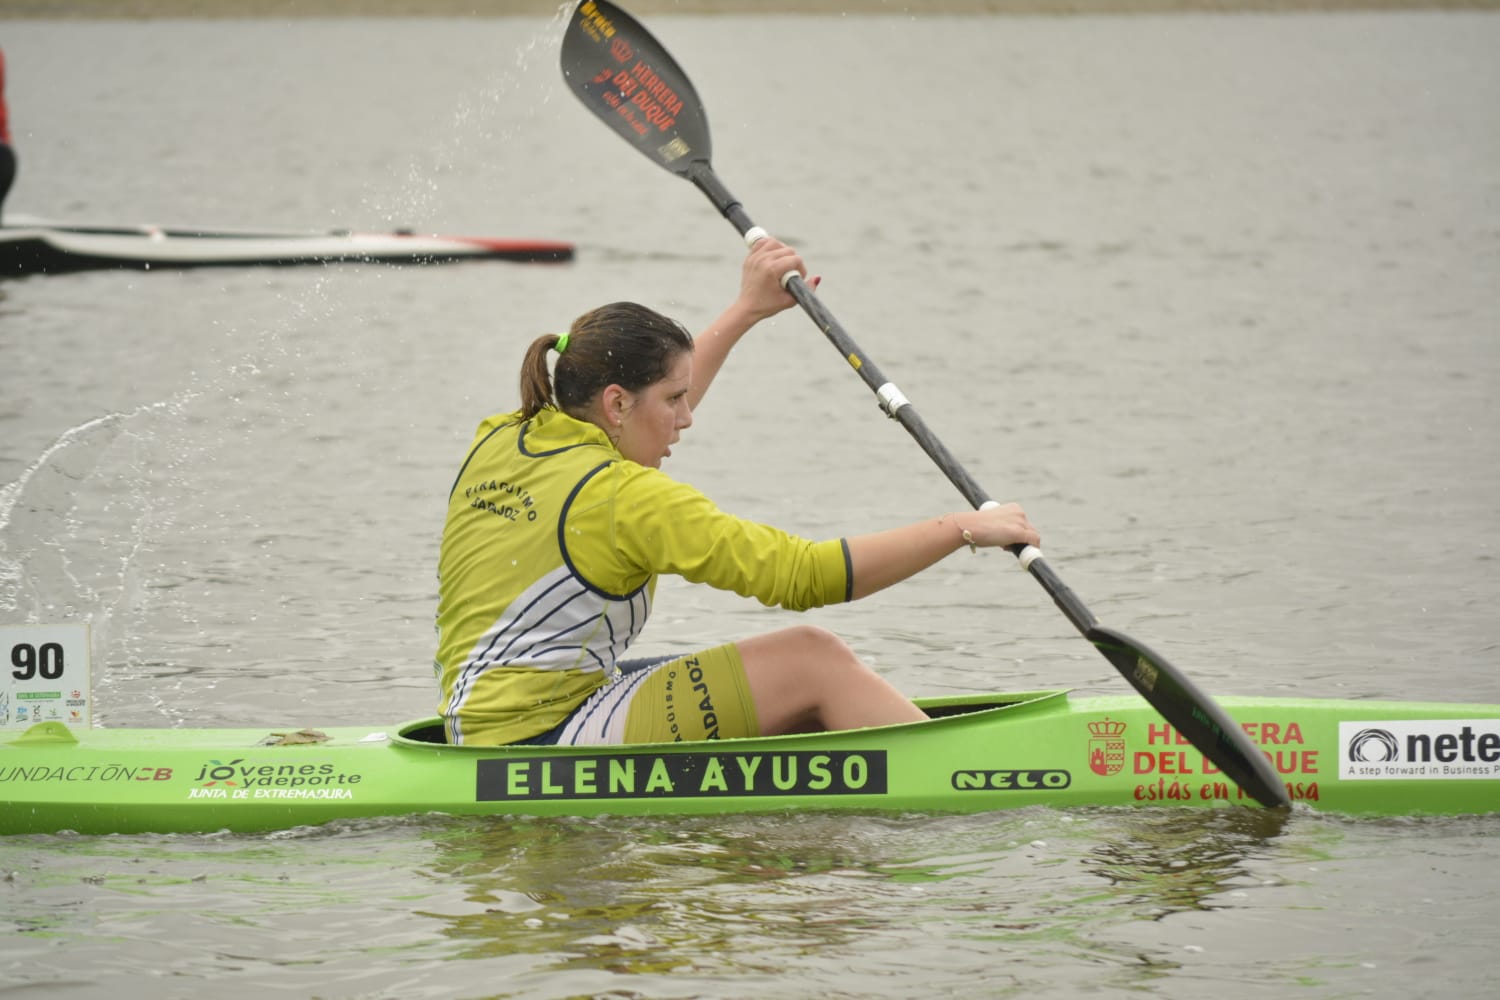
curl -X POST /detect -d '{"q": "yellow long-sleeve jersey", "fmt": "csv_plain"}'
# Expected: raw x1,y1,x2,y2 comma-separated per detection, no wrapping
434,407,851,745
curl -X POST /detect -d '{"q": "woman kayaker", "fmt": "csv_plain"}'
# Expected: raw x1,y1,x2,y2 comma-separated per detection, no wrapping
434,237,1040,747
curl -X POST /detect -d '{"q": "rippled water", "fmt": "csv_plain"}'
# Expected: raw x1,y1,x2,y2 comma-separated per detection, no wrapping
2,10,1498,999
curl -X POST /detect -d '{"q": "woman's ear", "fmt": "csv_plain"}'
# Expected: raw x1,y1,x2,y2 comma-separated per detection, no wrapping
599,384,630,426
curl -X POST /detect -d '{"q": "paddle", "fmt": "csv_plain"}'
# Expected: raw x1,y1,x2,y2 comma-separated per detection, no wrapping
560,0,1290,810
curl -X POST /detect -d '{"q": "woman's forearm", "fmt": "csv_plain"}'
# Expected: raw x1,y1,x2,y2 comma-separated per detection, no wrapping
688,301,759,411
687,238,811,411
845,515,971,600
844,503,1040,600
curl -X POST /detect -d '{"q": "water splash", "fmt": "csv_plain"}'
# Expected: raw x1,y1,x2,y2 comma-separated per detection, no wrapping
359,7,575,228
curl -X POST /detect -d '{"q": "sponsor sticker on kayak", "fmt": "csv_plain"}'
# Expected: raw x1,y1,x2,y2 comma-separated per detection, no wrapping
477,750,885,801
1087,718,1128,777
188,758,364,801
1098,713,1325,804
1339,720,1500,779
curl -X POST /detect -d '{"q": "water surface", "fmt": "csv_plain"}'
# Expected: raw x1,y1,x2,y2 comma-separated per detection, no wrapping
1,11,1497,998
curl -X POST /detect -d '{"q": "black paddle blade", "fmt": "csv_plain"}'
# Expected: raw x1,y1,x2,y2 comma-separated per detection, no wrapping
561,0,712,176
1086,624,1291,809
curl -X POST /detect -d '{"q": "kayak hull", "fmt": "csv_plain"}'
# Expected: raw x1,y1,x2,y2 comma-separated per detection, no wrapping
0,219,574,275
3,690,1497,835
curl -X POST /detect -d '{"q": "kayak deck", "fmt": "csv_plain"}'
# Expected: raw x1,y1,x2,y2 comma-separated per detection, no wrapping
2,690,1497,835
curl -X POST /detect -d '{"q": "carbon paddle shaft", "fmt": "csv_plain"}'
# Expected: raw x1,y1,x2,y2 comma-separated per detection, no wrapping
698,166,1286,809
688,161,1102,640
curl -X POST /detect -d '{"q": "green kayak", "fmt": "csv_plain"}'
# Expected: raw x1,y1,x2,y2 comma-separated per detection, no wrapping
3,689,1496,836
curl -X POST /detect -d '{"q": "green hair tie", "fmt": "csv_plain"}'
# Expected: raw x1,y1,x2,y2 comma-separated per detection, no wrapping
554,332,570,355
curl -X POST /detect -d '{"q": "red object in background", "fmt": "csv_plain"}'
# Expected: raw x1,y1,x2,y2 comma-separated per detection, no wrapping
0,48,10,145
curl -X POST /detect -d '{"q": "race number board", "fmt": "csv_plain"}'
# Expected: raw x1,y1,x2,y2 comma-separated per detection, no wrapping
2,624,92,730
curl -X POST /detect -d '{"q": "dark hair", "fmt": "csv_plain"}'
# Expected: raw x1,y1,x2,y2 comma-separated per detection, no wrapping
519,302,694,420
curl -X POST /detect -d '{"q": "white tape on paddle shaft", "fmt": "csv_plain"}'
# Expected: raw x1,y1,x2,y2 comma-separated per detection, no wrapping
876,382,910,417
742,226,799,289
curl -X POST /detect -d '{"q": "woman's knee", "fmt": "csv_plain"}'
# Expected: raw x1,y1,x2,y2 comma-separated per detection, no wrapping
737,625,859,697
744,625,878,697
767,623,858,662
738,624,919,734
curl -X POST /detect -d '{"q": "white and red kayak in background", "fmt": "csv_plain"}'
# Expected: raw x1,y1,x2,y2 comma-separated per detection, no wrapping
0,214,574,276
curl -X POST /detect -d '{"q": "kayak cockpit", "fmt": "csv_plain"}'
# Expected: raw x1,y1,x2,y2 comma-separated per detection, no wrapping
389,690,1071,750
918,689,1068,719
397,719,449,745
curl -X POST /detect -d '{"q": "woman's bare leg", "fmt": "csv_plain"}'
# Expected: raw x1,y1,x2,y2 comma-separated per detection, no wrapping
736,625,928,735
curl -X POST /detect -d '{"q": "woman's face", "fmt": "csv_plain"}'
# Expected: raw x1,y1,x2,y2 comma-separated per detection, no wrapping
612,351,694,469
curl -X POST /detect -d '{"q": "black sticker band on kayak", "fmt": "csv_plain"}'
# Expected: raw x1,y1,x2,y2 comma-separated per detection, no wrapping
476,750,887,801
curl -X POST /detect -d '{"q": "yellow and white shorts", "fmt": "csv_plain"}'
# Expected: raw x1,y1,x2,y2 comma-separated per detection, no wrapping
526,644,760,745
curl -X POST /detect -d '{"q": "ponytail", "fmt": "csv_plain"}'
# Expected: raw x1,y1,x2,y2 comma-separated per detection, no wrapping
518,333,564,419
